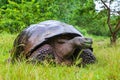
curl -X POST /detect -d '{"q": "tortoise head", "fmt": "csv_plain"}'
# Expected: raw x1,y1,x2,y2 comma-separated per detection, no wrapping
71,37,93,48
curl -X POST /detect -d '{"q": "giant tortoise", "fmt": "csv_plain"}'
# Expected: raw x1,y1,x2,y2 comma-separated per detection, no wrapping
10,20,96,66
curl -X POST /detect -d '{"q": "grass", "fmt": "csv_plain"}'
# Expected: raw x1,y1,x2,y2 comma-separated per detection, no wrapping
0,32,120,80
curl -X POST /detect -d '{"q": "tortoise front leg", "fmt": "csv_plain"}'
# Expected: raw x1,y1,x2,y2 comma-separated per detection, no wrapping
28,44,55,63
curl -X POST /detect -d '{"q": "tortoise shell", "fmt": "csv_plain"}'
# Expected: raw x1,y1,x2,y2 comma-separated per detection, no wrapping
11,20,84,60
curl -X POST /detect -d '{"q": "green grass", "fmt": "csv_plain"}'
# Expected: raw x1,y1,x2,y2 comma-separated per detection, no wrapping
0,33,120,80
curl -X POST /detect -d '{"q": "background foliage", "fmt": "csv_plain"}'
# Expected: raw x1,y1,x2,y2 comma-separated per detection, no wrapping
0,0,119,36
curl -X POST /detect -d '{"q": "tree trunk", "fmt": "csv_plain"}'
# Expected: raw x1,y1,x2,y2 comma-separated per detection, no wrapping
101,0,120,45
111,21,120,45
110,33,117,45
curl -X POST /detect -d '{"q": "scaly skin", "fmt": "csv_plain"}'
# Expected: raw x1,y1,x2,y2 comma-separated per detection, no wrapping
28,37,95,65
29,44,55,63
51,37,93,65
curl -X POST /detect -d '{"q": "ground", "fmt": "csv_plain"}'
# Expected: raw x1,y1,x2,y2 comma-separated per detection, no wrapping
0,32,120,80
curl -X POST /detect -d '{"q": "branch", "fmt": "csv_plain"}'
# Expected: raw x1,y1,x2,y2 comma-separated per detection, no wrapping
101,0,109,10
101,0,113,34
114,20,120,34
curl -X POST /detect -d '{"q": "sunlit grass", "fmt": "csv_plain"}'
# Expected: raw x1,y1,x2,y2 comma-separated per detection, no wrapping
0,33,120,80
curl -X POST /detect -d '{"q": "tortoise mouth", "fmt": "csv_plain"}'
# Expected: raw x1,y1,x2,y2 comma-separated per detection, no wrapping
84,43,92,48
81,38,93,48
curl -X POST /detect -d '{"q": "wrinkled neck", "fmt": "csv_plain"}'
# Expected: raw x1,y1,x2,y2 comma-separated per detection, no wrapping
68,39,78,48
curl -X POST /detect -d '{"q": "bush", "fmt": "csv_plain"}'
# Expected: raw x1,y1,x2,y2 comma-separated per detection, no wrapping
0,0,118,36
